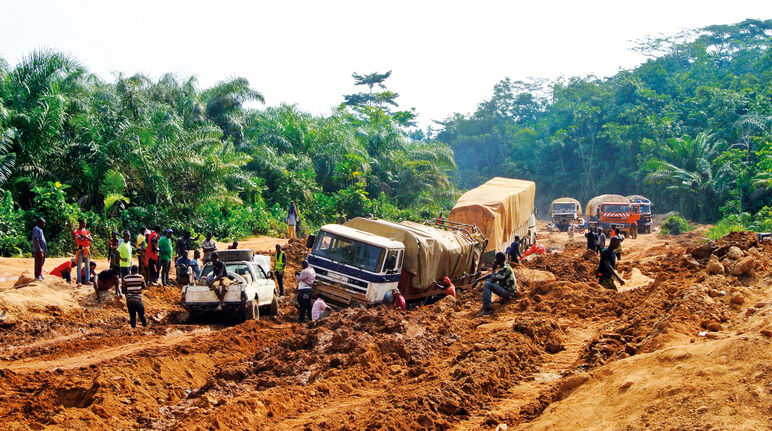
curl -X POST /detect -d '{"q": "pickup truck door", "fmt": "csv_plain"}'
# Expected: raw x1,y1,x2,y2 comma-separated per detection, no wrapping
250,263,274,306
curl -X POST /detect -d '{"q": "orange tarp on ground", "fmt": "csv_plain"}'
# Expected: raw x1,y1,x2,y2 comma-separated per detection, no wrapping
448,177,535,253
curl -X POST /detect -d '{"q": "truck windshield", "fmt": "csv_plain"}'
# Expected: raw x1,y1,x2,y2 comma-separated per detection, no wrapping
602,204,629,213
639,204,651,214
552,203,576,213
313,231,385,272
200,263,251,280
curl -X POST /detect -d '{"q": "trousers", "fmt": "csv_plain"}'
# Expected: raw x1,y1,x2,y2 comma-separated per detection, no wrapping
297,289,312,322
127,300,148,328
482,280,513,309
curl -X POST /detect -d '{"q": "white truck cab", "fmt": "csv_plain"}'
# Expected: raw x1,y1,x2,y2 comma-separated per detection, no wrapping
307,224,405,307
181,250,278,321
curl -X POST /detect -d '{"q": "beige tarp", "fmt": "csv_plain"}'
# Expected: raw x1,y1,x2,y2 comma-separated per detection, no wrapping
448,177,535,253
344,218,481,291
585,194,630,218
550,197,583,216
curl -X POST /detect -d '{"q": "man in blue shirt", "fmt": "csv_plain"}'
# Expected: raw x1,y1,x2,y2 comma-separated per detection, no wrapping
32,218,47,281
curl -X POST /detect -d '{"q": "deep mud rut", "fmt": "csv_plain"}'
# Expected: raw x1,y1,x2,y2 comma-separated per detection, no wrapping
1,230,771,430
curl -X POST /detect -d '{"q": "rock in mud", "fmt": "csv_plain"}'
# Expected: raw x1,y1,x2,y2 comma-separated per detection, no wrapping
689,241,716,260
726,246,743,260
706,255,724,275
729,256,755,276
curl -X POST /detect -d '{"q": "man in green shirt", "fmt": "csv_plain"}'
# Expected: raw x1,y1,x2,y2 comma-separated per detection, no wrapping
274,244,286,297
118,230,133,280
159,229,174,286
477,252,517,317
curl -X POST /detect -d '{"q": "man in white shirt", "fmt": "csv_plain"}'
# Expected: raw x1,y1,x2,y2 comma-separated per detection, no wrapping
311,295,332,322
295,260,315,322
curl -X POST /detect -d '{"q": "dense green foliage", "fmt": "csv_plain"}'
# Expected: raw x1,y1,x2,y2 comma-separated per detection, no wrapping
436,19,772,229
660,215,693,236
2,18,771,257
0,57,455,255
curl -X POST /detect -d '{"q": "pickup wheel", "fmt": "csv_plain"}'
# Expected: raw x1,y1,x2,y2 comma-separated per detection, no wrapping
268,296,279,316
243,299,259,321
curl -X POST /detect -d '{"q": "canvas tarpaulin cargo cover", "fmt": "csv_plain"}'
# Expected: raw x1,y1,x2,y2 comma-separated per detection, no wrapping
585,194,630,217
550,197,583,216
448,177,535,252
344,217,481,291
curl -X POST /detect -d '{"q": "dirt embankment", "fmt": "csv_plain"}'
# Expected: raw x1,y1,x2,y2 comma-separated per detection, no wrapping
0,230,770,430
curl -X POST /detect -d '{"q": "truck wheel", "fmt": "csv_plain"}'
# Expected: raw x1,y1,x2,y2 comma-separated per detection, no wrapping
243,299,259,321
268,296,279,316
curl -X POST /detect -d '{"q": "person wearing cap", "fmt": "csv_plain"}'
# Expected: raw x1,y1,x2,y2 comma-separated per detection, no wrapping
31,217,47,281
295,260,315,323
476,252,516,317
159,229,173,286
597,236,626,291
442,276,456,298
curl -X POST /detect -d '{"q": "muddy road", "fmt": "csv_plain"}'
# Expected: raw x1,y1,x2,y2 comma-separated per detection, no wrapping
1,230,770,430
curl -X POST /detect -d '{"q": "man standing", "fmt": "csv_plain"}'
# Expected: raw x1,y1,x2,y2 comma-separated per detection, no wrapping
137,228,147,279
145,230,160,285
597,236,626,291
585,229,597,252
176,231,200,259
159,229,173,286
295,260,315,323
477,252,517,317
274,244,286,297
108,231,121,274
596,228,606,253
118,230,133,280
74,218,93,286
286,202,299,239
631,220,638,239
201,233,217,261
122,265,148,328
32,218,47,281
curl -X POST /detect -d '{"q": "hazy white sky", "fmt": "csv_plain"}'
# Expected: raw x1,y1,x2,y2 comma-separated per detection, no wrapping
1,1,770,128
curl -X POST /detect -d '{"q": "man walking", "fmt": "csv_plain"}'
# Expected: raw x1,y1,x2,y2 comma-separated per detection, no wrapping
32,218,47,281
159,229,173,286
286,202,299,239
74,218,93,286
295,260,315,323
122,265,148,328
477,252,517,317
585,229,597,252
597,236,626,291
274,244,286,297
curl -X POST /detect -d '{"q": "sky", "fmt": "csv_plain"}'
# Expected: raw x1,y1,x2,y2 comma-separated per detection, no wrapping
1,1,771,129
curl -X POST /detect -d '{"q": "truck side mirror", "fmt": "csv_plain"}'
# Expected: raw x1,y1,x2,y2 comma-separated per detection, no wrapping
306,235,315,249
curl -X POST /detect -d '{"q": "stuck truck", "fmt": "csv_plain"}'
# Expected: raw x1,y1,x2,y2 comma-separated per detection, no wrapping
306,218,486,307
448,177,537,259
550,197,582,231
181,249,278,321
586,194,638,235
626,195,653,234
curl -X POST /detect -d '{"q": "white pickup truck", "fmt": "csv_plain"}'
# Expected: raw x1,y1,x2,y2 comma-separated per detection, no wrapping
181,249,278,321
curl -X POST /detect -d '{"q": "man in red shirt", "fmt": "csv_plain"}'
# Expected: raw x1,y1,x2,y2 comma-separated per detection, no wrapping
442,276,456,298
50,258,77,284
73,218,93,285
392,288,406,311
145,225,161,285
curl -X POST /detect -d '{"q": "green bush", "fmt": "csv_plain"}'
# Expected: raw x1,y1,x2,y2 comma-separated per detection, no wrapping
661,215,693,235
0,190,27,256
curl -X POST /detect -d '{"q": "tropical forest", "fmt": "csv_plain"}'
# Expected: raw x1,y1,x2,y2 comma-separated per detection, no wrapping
1,18,771,256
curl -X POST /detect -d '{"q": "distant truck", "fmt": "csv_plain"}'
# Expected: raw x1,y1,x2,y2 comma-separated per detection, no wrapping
448,177,537,260
626,195,653,234
585,194,638,235
550,197,582,232
181,249,278,321
306,218,486,307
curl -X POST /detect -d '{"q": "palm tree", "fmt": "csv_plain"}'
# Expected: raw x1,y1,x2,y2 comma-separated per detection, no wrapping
645,133,728,220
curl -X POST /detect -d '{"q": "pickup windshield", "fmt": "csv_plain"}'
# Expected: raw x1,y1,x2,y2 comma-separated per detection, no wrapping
552,203,576,213
313,231,385,272
200,263,252,280
602,204,630,213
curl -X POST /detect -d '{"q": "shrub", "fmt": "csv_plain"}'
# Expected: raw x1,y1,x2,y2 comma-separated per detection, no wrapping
0,190,27,256
661,215,692,235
